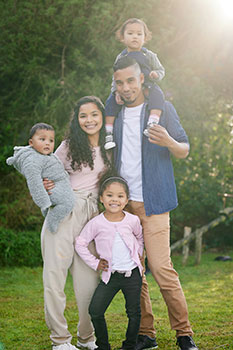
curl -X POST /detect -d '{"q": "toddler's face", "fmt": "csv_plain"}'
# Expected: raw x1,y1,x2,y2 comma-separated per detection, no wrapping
29,129,55,155
123,22,145,52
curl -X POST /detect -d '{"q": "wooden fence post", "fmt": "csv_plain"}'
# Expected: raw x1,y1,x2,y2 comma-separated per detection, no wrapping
182,226,191,266
195,229,203,265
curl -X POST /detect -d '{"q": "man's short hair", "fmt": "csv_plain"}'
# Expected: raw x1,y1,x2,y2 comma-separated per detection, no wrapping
113,55,141,74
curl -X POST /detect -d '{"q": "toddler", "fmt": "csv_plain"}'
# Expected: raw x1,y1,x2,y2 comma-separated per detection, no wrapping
105,18,165,150
75,172,143,350
6,122,75,233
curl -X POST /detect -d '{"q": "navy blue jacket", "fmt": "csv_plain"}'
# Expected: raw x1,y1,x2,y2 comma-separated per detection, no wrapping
113,101,189,215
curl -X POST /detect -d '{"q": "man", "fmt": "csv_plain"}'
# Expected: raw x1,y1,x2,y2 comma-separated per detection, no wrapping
112,56,198,350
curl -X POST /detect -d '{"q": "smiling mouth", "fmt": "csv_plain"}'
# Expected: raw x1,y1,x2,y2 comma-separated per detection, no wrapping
85,124,97,129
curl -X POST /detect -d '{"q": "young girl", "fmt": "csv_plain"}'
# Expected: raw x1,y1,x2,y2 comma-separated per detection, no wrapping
75,172,144,350
42,96,111,350
104,18,165,150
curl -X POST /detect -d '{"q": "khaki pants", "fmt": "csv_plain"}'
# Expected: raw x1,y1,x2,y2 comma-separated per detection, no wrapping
126,201,193,338
41,191,100,346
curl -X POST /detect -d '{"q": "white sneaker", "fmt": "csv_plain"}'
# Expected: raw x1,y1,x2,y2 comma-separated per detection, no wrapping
53,343,78,350
77,340,97,350
104,133,116,150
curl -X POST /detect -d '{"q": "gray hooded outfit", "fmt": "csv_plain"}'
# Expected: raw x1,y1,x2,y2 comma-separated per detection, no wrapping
6,145,75,233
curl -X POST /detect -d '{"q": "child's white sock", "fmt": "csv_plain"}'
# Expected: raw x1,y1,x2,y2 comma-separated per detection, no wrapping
148,114,160,125
105,124,113,134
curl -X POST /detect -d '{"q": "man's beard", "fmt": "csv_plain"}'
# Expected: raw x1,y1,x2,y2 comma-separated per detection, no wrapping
121,96,136,106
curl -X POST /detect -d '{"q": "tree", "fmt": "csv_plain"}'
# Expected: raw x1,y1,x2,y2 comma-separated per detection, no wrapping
1,0,232,247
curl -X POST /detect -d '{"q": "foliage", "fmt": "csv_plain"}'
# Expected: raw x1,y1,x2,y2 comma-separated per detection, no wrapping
1,252,233,349
0,0,233,245
0,172,43,231
0,227,42,267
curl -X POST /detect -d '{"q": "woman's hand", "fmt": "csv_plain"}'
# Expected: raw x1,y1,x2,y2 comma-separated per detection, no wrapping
43,178,55,195
97,259,109,272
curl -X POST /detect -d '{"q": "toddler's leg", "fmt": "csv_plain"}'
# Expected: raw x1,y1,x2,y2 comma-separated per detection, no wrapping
105,116,116,150
105,93,122,150
143,84,165,137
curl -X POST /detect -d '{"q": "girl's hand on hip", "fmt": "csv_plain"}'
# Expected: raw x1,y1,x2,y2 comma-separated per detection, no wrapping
97,259,109,272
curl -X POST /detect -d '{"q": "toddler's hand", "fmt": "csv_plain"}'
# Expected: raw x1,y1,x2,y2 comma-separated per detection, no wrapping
149,71,159,79
115,92,124,105
97,259,109,272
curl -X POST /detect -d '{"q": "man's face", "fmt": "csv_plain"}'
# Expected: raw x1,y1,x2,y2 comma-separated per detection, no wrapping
114,65,145,107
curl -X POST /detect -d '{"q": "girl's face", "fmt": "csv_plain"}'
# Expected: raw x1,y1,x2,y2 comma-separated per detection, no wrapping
122,22,145,52
78,102,103,146
100,182,128,215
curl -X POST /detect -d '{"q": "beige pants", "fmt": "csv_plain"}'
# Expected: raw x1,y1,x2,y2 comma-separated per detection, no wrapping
41,190,100,346
126,201,193,338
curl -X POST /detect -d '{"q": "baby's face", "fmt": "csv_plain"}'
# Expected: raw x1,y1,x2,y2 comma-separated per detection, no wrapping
29,129,55,155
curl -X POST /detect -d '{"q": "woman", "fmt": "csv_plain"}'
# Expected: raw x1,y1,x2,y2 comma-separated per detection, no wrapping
42,96,111,350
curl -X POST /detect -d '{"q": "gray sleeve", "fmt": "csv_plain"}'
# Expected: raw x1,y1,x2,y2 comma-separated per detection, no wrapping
146,49,165,82
23,158,52,212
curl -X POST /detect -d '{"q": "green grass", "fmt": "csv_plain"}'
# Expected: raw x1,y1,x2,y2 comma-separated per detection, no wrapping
1,251,233,350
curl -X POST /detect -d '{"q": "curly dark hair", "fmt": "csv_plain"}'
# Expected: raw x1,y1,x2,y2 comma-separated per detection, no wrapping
65,96,111,171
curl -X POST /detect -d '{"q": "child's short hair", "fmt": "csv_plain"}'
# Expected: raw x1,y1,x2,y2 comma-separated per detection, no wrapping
29,123,54,139
99,170,129,198
116,18,152,43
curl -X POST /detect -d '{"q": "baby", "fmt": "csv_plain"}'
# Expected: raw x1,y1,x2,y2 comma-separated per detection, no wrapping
6,122,75,233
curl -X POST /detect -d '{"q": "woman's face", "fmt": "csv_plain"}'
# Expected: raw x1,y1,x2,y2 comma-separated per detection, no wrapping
78,102,103,145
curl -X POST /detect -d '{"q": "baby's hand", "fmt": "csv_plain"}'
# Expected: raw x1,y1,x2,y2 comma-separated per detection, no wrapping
97,259,109,272
149,71,159,79
115,92,124,105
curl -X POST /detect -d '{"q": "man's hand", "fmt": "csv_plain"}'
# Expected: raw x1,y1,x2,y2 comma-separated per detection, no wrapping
43,178,55,195
148,125,189,159
148,124,172,147
97,259,109,272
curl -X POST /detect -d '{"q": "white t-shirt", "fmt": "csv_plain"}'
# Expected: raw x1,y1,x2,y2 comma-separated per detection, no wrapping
120,104,143,201
112,231,137,271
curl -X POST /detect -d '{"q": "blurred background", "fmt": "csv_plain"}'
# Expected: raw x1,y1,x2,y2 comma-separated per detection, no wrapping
1,0,233,266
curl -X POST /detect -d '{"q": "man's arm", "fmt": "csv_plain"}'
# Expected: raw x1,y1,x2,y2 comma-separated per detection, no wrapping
148,124,190,159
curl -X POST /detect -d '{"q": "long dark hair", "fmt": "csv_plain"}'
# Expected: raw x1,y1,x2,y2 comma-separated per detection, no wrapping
66,96,110,171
